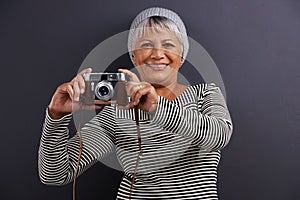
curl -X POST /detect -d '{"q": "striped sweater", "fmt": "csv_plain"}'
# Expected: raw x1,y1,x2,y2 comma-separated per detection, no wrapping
38,83,233,200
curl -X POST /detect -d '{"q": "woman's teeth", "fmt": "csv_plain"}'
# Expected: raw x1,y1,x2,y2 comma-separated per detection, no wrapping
146,64,168,69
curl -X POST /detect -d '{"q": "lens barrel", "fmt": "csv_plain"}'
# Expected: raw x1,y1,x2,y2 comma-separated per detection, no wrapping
94,81,114,101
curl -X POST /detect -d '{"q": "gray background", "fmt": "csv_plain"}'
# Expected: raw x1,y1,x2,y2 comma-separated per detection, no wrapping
0,0,299,199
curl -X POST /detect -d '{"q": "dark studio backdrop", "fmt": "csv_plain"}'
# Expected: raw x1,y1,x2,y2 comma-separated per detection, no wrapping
0,0,299,200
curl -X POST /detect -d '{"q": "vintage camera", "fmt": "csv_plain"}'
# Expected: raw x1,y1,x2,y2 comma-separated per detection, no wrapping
81,73,128,106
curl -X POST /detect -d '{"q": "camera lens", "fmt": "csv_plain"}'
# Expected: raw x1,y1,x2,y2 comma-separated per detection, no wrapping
95,81,114,101
99,86,109,96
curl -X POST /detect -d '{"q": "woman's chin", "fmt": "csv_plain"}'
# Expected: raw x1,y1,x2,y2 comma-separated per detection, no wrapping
146,78,172,87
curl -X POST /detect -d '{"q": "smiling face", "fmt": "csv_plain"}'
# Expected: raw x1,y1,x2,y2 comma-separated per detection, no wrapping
132,28,183,87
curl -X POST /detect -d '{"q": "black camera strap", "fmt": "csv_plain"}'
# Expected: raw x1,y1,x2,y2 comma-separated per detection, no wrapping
129,107,144,199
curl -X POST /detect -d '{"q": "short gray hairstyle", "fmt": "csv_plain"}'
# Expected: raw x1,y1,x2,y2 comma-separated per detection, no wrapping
128,7,189,66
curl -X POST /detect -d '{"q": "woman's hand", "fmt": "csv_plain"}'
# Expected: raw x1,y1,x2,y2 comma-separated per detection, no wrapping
48,68,101,119
118,69,158,113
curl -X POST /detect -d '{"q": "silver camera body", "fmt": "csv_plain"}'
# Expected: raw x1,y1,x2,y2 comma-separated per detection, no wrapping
81,73,128,105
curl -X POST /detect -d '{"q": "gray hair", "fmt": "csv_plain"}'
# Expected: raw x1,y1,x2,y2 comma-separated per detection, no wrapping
128,7,189,66
131,16,184,54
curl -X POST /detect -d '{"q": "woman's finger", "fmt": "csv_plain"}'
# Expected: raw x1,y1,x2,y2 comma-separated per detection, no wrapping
118,68,140,82
131,85,149,105
69,68,92,101
76,74,86,94
78,67,92,76
73,80,81,102
127,82,147,97
66,84,74,100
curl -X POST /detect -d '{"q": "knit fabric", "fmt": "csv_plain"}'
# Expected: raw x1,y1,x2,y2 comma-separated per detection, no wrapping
128,7,189,66
38,83,233,199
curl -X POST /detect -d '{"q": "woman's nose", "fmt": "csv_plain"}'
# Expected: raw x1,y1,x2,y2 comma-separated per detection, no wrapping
150,48,165,60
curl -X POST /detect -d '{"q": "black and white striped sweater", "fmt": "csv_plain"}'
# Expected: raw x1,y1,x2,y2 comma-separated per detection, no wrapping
38,83,233,200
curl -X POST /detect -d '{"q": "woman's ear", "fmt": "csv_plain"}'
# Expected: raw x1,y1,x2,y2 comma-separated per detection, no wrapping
132,54,136,65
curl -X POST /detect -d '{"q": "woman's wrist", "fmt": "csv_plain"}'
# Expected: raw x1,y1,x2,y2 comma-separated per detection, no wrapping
48,106,69,120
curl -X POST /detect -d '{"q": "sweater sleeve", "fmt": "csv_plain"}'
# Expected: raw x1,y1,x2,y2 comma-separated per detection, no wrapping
151,83,233,151
38,107,115,185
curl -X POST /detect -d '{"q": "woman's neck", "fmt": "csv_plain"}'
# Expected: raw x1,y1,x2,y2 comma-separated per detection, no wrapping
154,82,188,101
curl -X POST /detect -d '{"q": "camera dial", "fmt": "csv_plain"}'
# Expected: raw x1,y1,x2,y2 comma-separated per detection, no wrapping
95,81,114,101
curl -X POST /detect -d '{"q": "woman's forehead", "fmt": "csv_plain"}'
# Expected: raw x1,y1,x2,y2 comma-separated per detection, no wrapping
136,28,181,42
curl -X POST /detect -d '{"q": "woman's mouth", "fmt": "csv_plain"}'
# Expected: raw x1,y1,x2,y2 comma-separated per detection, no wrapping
145,64,168,70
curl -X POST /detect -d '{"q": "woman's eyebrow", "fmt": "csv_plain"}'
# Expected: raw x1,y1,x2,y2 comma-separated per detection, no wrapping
161,39,175,42
139,39,152,43
162,39,173,42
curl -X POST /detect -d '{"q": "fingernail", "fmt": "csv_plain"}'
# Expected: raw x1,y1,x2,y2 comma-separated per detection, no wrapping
80,88,85,94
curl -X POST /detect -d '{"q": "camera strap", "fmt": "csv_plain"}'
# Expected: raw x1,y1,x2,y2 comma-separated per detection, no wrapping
72,105,143,200
73,103,84,200
129,106,144,199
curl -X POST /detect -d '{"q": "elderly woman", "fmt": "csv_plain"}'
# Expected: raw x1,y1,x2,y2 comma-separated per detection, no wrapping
39,7,233,200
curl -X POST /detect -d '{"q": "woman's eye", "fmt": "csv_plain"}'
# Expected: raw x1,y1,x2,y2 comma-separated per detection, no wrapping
140,43,153,48
163,43,175,48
